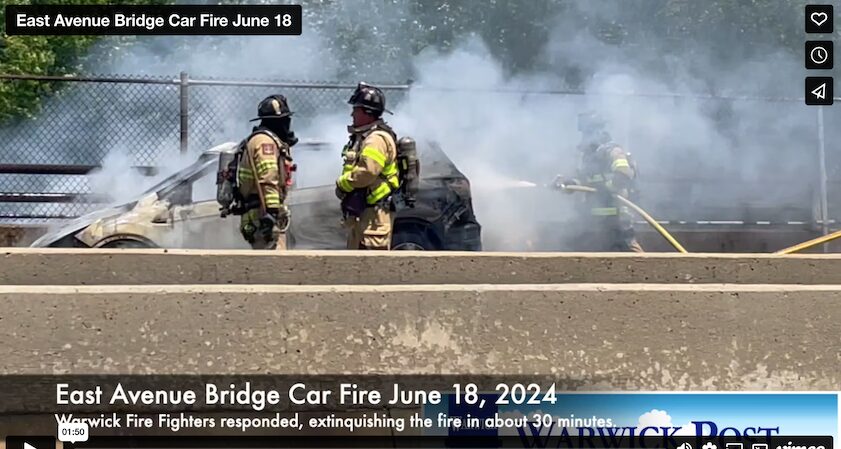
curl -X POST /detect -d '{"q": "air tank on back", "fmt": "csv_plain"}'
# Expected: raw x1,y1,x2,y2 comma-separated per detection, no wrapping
216,150,237,217
397,136,420,207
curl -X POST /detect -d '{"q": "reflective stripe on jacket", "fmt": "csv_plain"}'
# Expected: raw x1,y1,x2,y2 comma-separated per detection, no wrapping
336,124,398,205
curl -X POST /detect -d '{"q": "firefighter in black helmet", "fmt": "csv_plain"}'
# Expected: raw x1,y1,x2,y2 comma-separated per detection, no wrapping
335,82,400,250
236,94,297,250
558,112,643,252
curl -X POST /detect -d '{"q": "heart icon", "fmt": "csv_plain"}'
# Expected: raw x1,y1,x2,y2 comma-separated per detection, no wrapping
811,11,828,26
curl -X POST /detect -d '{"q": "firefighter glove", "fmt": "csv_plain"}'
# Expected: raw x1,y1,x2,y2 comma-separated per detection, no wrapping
260,210,278,239
554,176,580,194
341,189,367,218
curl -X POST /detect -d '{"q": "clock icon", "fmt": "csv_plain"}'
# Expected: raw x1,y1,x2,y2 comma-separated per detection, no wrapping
812,46,828,64
806,41,834,69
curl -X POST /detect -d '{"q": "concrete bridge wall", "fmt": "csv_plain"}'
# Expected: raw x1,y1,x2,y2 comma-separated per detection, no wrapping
0,283,839,389
1,250,838,389
2,248,840,285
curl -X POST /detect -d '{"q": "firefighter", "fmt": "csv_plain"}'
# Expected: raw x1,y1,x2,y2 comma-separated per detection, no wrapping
334,82,399,250
558,112,643,252
238,94,298,250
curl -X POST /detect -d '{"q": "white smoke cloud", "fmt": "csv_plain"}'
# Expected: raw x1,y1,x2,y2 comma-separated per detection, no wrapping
391,37,583,250
86,145,200,206
637,409,695,436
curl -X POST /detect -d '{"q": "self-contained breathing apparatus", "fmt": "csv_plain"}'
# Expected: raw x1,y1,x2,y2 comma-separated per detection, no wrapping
594,142,639,201
216,129,296,220
396,136,420,208
216,149,238,216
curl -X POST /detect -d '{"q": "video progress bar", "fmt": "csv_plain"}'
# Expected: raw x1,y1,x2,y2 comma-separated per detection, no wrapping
65,436,834,449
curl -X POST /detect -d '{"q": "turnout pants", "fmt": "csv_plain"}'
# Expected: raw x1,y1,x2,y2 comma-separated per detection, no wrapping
569,215,643,253
345,205,394,250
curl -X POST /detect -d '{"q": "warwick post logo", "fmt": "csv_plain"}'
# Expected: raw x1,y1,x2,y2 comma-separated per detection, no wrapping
434,393,836,447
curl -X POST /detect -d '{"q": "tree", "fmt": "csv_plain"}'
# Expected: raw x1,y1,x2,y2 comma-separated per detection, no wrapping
0,0,169,122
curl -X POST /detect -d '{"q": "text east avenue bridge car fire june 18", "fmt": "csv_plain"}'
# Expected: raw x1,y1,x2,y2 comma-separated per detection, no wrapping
14,12,291,30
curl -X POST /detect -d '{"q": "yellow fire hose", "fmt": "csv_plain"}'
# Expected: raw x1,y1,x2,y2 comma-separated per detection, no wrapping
556,183,841,255
774,228,841,255
558,184,689,253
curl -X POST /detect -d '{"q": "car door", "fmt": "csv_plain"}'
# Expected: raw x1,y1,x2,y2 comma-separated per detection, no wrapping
170,200,248,249
286,185,346,249
167,169,250,249
162,153,346,249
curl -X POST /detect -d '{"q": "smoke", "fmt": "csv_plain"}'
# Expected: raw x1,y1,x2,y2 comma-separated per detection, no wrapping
384,25,811,249
5,0,832,251
86,147,198,205
547,1,822,235
382,0,824,250
389,36,583,250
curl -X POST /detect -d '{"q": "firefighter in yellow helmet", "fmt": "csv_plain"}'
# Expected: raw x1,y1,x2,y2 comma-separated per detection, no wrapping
237,94,298,250
335,82,399,250
559,112,643,252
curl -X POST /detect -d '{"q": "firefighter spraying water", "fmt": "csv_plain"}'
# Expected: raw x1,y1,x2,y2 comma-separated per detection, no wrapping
497,111,688,253
551,112,644,252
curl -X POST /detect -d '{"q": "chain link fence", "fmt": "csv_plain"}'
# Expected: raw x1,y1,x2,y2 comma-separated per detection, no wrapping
0,73,409,222
0,73,837,241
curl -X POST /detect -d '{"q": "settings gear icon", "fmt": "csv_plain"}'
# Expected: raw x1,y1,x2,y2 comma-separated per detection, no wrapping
703,443,718,449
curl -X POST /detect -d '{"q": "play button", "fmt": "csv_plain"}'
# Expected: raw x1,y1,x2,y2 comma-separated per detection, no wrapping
5,436,55,449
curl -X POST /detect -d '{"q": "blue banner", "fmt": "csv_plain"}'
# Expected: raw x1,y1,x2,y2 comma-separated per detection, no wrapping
424,393,838,441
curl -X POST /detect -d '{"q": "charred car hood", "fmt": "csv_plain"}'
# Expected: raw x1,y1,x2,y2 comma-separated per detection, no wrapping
30,202,137,247
29,143,233,248
29,193,171,248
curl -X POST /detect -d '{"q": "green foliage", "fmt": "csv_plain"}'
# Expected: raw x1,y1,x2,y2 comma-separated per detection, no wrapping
0,0,170,122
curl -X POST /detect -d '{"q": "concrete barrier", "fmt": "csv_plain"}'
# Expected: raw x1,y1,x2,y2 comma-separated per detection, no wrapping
3,248,841,285
1,283,839,389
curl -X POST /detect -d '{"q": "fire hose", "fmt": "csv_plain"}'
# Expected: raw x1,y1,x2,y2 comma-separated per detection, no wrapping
554,183,841,255
557,184,689,253
774,228,841,255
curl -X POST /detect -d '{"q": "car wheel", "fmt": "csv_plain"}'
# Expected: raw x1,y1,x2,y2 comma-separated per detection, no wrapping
99,239,155,249
391,226,437,250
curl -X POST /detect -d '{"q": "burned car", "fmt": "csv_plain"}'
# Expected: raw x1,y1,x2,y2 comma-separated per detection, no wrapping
31,141,482,250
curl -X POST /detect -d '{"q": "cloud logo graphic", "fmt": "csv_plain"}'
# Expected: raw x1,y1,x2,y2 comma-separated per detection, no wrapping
637,409,696,436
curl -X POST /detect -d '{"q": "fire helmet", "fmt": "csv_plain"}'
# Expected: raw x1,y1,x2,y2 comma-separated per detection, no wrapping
250,95,294,122
348,82,392,115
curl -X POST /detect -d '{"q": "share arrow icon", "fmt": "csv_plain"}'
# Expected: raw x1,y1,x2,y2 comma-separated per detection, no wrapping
806,77,834,105
812,83,827,99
